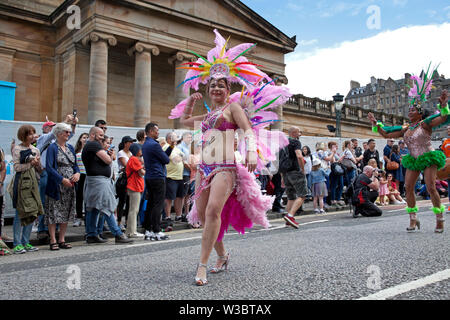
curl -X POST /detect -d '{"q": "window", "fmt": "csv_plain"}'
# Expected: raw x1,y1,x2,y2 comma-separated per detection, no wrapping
398,96,401,103
380,98,384,104
392,97,395,104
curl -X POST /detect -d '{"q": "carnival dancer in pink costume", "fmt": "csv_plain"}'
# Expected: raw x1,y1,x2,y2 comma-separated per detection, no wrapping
169,29,290,286
369,64,449,233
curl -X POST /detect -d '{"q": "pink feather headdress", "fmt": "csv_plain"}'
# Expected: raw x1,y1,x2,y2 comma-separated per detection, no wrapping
177,29,271,94
408,63,439,106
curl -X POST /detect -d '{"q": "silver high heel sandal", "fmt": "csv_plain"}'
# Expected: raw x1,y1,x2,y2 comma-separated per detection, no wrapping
435,217,445,233
195,263,208,286
406,218,420,232
210,253,230,274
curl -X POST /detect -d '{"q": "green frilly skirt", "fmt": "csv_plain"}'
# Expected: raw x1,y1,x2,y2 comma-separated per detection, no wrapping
401,150,446,172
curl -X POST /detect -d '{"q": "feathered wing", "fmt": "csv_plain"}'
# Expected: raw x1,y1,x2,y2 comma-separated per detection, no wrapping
235,83,291,170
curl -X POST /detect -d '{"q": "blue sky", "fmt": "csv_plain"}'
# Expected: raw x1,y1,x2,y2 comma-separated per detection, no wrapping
240,0,450,99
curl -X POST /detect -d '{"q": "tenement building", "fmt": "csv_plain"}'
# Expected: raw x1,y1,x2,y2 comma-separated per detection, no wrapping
345,72,450,139
0,0,296,129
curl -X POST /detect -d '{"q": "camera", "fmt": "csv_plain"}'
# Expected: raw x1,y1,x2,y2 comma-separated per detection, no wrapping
25,152,36,163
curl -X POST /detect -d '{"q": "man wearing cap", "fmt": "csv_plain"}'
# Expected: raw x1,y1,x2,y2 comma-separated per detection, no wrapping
352,165,382,218
35,114,78,242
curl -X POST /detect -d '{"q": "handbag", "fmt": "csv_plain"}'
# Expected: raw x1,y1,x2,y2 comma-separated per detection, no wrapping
341,158,356,170
386,153,399,171
331,162,345,176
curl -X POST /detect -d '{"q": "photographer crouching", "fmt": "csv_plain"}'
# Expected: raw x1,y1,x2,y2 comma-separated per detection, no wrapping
352,165,383,217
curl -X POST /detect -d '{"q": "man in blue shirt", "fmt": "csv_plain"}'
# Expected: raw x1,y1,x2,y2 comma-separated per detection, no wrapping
142,123,174,241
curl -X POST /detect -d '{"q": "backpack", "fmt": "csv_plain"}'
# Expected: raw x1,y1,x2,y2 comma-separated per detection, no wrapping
278,146,294,173
115,169,128,194
331,162,345,176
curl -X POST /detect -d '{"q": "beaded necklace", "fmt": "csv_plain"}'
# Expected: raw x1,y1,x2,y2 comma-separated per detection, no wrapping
408,120,422,131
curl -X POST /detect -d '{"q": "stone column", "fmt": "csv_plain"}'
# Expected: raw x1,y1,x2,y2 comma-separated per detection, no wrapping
271,74,288,131
169,52,196,128
128,42,160,127
82,32,117,125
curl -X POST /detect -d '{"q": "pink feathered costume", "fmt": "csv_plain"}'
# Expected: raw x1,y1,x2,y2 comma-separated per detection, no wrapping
169,29,290,241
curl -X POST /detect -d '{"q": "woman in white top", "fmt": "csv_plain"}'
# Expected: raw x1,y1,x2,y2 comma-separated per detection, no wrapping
117,136,136,229
339,140,357,187
327,141,345,207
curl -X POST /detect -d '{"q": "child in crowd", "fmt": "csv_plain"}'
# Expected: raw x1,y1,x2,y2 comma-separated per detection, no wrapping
308,158,328,214
387,174,406,204
378,171,389,206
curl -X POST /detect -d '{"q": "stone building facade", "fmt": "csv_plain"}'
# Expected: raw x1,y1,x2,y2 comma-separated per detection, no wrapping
345,75,411,117
0,0,296,128
346,72,450,139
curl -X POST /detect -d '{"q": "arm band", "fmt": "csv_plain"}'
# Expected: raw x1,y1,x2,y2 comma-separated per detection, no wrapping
245,133,256,152
437,103,449,116
372,121,384,133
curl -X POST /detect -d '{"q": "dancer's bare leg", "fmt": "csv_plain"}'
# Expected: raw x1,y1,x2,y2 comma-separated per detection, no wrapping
404,169,421,228
423,166,444,230
195,171,234,280
194,174,210,282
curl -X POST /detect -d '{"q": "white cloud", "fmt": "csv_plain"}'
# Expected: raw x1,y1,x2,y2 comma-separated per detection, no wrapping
298,39,319,46
285,23,450,101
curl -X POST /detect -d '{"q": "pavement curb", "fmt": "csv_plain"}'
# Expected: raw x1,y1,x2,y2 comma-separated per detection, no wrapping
1,205,352,248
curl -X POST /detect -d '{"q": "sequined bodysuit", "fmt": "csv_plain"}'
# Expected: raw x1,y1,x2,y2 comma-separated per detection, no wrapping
403,123,433,158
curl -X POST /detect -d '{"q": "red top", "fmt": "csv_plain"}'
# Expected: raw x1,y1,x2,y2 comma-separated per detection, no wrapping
126,156,144,192
442,138,450,158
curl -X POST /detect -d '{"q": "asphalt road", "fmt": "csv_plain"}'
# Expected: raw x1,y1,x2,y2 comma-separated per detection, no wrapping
1,202,449,301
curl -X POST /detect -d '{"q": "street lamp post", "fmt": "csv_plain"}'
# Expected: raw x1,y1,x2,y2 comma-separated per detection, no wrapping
333,93,344,138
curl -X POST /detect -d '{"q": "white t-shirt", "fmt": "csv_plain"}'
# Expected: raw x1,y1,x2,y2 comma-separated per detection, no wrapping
117,150,131,171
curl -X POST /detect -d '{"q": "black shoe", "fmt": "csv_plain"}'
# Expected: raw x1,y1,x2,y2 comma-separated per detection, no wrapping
98,233,107,241
86,236,107,244
181,215,188,222
175,216,182,222
115,234,133,244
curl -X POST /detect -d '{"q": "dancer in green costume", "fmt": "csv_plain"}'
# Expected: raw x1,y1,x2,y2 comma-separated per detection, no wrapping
368,65,448,233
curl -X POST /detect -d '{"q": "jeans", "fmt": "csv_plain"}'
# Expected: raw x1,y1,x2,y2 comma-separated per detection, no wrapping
330,172,344,202
85,208,122,238
38,170,48,233
345,169,356,187
138,185,147,226
447,179,450,202
13,210,33,247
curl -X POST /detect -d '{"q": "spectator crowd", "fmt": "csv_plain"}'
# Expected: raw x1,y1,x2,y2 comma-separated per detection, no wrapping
1,118,449,255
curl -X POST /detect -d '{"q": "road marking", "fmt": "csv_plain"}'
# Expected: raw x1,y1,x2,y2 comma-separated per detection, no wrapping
299,219,329,225
125,220,330,248
357,268,450,300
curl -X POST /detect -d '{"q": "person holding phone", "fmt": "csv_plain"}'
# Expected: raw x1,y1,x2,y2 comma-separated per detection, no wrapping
36,113,78,242
45,123,80,251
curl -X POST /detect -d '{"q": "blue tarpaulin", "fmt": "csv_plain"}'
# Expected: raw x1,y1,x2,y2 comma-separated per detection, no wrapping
0,81,16,120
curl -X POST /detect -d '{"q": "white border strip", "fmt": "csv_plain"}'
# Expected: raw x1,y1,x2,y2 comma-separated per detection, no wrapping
357,269,450,300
